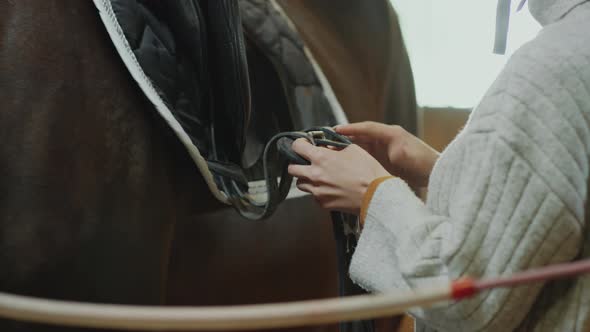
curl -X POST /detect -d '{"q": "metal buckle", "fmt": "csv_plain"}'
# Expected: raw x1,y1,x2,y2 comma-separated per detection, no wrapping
306,130,325,146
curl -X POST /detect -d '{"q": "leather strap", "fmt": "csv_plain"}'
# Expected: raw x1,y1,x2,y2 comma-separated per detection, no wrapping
209,127,352,220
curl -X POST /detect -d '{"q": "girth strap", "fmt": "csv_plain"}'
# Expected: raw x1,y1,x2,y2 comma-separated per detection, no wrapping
211,127,375,332
332,212,375,332
210,127,351,220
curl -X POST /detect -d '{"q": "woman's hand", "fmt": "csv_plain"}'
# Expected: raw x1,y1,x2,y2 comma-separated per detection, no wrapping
335,122,439,187
287,139,391,215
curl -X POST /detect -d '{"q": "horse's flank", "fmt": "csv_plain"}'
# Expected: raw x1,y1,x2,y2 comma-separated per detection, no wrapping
0,0,209,308
277,0,417,132
0,1,416,332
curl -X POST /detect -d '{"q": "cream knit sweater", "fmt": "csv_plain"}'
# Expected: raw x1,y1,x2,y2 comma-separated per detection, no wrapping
349,1,590,331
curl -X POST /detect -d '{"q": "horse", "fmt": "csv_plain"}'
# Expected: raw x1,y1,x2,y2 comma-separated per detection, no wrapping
0,1,417,331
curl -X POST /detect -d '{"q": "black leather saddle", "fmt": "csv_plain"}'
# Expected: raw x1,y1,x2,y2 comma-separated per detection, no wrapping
96,1,373,330
110,0,251,172
102,0,339,219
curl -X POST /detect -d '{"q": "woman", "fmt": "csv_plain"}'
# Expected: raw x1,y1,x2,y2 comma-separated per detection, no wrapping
288,0,590,330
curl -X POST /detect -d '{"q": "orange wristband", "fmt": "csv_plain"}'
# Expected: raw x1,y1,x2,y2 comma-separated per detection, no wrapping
360,176,395,225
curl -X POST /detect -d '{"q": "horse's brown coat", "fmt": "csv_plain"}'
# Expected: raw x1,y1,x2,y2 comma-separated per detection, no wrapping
0,1,416,331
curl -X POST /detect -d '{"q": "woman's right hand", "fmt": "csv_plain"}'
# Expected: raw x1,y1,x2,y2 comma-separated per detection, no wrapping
335,121,440,187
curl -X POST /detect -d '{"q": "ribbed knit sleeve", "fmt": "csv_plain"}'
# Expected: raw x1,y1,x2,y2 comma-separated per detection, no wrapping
349,22,590,331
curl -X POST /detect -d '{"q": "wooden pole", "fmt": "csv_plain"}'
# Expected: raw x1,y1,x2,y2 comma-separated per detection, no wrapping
0,285,449,330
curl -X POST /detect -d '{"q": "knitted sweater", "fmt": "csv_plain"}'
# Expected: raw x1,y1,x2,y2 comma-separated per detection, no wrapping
349,1,590,331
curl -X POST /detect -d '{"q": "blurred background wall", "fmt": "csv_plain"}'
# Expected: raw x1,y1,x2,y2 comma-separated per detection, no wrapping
390,0,541,149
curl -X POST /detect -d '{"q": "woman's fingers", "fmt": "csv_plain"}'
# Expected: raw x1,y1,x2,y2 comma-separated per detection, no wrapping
334,121,379,135
291,138,320,162
295,178,315,193
288,164,310,179
336,121,399,142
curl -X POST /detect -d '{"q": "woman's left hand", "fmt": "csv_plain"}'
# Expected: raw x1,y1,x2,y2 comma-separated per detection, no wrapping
287,138,391,215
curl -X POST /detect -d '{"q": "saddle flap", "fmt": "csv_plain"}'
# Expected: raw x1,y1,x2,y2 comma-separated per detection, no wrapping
204,0,252,166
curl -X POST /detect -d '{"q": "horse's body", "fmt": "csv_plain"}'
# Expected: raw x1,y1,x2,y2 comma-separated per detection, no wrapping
277,0,417,128
0,1,416,331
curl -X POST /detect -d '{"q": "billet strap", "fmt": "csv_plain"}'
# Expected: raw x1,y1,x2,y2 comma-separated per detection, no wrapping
332,212,375,332
208,127,352,220
209,127,373,331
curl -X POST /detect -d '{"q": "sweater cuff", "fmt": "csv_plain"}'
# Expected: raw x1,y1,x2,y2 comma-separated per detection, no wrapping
351,177,448,294
360,176,396,225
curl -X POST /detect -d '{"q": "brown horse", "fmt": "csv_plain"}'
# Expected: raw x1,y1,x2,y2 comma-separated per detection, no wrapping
0,1,416,332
